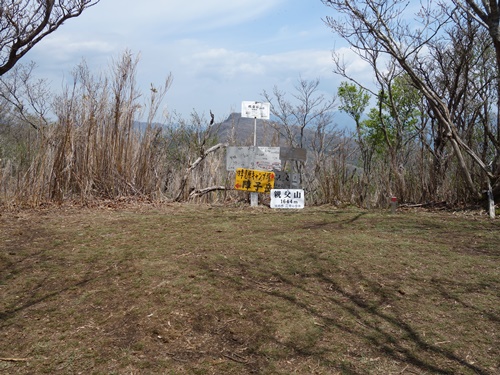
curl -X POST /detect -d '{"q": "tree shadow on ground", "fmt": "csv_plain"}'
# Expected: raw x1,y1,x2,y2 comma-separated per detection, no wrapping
207,250,495,374
263,266,492,375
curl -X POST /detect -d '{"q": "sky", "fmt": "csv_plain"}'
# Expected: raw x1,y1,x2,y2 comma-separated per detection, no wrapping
28,0,372,123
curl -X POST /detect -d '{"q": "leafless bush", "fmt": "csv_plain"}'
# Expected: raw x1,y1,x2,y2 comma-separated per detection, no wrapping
0,51,176,206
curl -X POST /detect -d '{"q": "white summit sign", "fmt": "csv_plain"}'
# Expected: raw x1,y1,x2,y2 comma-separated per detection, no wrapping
270,189,305,209
241,101,270,120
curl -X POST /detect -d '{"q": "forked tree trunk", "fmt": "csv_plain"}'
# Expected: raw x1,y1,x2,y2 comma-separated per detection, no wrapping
174,143,227,202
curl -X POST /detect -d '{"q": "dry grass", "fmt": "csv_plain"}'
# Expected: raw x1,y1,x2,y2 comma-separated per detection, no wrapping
1,204,499,374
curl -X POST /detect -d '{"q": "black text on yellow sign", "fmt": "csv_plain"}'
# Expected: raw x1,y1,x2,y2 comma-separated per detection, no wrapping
234,168,275,193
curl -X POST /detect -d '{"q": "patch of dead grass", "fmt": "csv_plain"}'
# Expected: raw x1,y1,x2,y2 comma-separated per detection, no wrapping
1,205,499,374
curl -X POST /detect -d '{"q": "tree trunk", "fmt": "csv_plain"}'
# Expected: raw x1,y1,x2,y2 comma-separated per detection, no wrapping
174,143,227,202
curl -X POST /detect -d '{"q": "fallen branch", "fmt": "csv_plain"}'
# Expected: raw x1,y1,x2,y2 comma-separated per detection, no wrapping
0,357,29,362
174,142,228,202
223,353,248,364
188,185,227,199
399,201,447,208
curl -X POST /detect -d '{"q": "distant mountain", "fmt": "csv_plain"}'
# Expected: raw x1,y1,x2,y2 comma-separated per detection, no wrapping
215,112,355,146
215,113,273,145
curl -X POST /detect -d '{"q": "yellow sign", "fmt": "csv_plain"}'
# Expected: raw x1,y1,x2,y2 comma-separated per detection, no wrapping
234,168,275,193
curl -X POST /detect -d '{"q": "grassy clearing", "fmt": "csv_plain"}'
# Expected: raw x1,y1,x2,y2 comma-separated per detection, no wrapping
1,204,499,374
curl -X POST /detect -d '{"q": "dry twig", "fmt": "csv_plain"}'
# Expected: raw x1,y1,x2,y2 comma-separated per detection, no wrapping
0,357,29,362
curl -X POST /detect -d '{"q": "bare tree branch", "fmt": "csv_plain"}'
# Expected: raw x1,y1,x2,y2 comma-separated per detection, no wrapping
0,0,100,75
175,140,228,202
323,0,496,199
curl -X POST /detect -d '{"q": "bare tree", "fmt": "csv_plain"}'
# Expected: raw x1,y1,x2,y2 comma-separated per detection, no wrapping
173,111,228,202
0,0,99,76
452,1,500,71
0,61,51,130
322,0,498,209
262,77,336,149
262,77,338,199
451,1,500,197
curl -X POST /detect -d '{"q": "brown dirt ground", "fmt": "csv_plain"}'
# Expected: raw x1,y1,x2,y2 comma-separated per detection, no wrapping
1,203,499,374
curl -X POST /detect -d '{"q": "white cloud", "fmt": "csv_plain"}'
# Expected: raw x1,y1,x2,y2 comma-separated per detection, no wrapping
21,0,379,119
172,39,334,81
330,47,376,85
155,43,341,118
260,49,334,77
80,0,285,36
186,48,263,79
32,35,116,63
